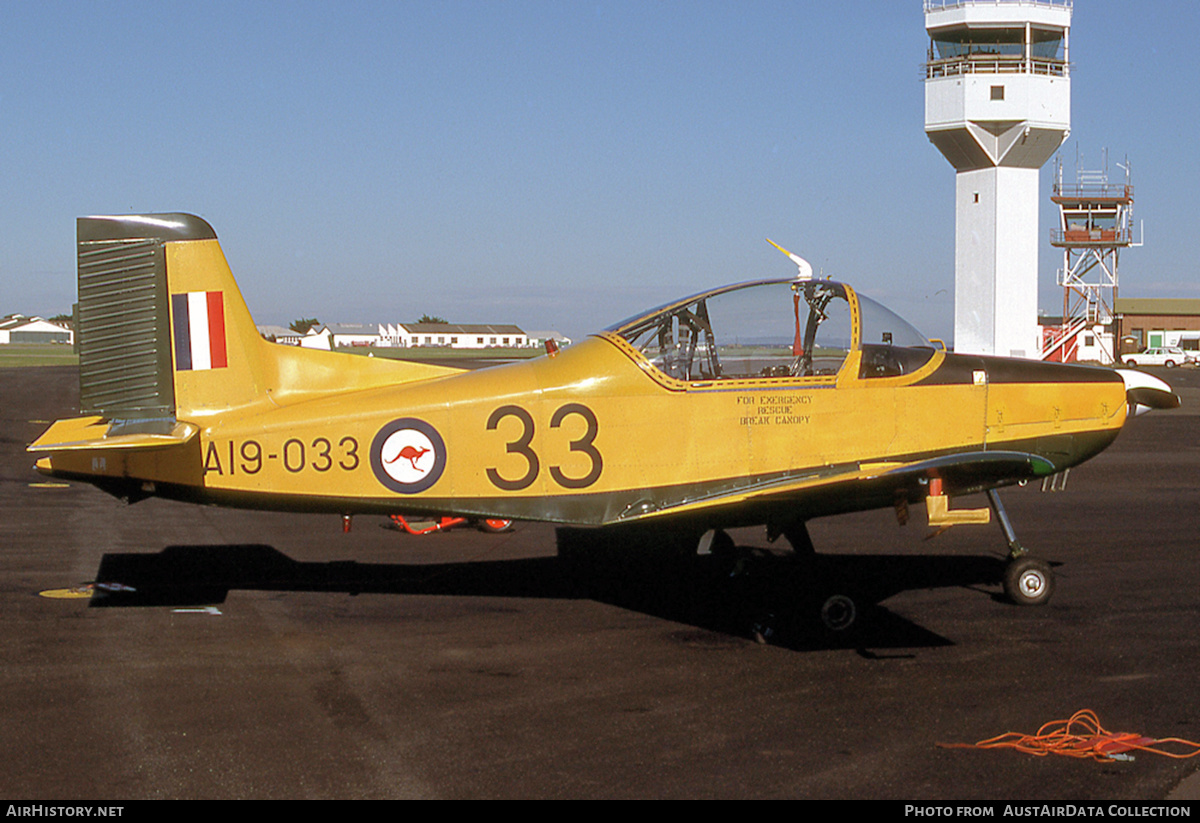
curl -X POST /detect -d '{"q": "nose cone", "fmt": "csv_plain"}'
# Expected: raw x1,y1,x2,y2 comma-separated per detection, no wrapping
1117,369,1181,416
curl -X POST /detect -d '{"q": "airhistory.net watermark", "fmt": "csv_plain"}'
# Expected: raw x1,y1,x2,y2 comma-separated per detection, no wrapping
6,807,123,817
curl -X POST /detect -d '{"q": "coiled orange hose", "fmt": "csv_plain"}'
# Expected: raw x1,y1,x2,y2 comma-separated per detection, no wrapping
938,709,1200,761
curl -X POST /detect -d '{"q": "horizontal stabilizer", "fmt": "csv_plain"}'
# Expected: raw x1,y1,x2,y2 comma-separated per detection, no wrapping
28,416,198,452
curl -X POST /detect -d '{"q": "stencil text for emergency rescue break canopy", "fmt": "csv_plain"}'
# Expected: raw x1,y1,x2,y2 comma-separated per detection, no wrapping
737,394,813,426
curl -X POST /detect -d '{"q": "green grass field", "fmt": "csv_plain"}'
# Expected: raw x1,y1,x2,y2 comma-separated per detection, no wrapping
0,344,78,368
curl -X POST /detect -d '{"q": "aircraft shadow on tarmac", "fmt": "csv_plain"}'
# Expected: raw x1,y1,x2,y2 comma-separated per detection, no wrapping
87,540,1020,652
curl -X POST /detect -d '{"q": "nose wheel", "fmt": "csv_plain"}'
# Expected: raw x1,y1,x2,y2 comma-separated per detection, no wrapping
1003,556,1054,606
988,489,1056,606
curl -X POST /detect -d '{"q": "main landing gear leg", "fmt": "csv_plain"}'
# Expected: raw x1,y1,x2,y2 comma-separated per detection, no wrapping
781,521,816,558
987,489,1055,607
771,520,860,635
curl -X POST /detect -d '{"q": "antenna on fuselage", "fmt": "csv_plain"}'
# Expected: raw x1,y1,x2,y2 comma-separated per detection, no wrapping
766,238,813,281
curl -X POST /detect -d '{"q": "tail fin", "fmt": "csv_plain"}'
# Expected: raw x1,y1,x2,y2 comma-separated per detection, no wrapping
75,213,457,428
76,213,274,424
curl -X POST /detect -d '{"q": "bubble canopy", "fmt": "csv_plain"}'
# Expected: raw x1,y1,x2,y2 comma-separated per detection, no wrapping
606,279,933,382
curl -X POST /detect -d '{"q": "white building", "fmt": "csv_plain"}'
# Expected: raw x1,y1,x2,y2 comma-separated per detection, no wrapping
257,325,303,345
397,323,531,349
0,314,73,344
924,0,1072,357
524,330,573,348
298,322,537,350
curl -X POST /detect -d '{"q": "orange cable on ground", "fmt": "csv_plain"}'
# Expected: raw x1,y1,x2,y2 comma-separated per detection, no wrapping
938,709,1200,762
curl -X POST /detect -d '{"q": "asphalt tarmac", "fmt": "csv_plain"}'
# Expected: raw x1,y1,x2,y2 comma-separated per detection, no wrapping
2,365,1198,800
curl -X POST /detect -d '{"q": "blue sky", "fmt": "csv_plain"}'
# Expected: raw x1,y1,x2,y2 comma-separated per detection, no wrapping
2,1,1197,342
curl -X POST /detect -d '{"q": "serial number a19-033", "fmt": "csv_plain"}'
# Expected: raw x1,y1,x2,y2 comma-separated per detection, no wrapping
203,437,360,476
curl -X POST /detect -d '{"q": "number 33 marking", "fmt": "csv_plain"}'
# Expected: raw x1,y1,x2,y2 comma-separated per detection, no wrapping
486,403,602,491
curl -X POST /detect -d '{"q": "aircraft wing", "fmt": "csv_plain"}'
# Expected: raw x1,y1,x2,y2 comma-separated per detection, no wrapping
624,450,1056,524
869,450,1057,490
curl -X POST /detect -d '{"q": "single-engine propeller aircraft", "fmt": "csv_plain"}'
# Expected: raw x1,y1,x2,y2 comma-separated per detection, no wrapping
30,214,1178,619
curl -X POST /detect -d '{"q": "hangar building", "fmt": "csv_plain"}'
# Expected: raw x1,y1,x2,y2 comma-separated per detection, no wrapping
0,315,73,345
1115,298,1200,356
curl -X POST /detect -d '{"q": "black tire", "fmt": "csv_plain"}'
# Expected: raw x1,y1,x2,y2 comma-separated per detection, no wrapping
478,518,514,533
819,594,858,632
1165,360,1176,368
1004,557,1054,606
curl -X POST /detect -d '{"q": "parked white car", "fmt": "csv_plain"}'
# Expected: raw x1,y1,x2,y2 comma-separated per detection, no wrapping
1122,347,1198,368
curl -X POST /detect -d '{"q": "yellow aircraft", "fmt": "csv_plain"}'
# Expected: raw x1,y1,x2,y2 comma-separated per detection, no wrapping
29,214,1178,618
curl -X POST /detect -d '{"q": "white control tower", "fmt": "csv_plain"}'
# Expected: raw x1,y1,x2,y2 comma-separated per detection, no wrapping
924,0,1071,357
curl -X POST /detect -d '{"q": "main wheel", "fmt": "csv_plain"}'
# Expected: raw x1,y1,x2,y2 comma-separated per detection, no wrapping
478,519,514,533
1004,557,1054,606
819,594,858,632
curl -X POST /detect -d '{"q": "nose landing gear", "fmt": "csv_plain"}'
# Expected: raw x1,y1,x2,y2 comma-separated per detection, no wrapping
988,489,1055,606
